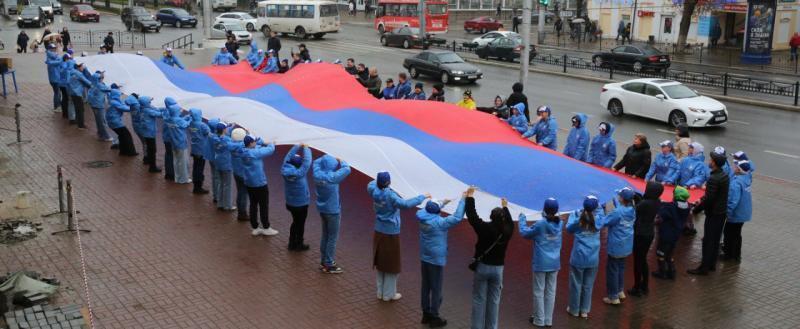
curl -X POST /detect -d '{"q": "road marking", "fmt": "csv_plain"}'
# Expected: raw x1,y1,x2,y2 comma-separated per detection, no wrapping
656,128,674,134
765,150,800,159
727,119,750,125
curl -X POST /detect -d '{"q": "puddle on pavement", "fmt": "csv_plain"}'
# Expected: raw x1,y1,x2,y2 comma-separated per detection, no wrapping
0,218,42,244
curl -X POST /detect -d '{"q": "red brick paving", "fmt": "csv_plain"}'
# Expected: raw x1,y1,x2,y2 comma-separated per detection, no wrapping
2,82,800,328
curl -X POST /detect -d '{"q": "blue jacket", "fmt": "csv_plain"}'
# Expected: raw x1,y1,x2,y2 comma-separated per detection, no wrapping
381,85,397,99
68,68,92,96
563,113,590,161
58,60,74,88
404,91,426,100
87,74,110,109
677,153,709,187
312,155,351,214
367,180,426,235
601,201,636,257
105,90,130,129
523,116,558,150
211,133,235,170
45,50,62,84
161,54,185,69
164,105,191,150
588,123,617,168
203,119,219,161
212,51,238,65
646,152,680,183
136,96,162,138
261,57,278,73
417,198,467,266
188,109,210,156
721,161,733,180
230,141,246,177
506,111,528,133
566,210,603,268
160,98,179,145
657,201,690,243
395,80,412,99
727,173,752,223
126,97,144,136
249,53,264,68
519,214,563,272
281,145,312,207
241,142,277,187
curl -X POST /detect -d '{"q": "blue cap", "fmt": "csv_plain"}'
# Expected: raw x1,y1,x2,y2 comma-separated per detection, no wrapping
618,187,635,201
732,151,749,161
215,122,227,132
543,198,559,215
66,49,74,55
110,83,119,89
735,160,752,173
377,171,391,188
537,105,551,114
288,154,303,167
425,200,441,214
243,135,255,146
583,195,599,212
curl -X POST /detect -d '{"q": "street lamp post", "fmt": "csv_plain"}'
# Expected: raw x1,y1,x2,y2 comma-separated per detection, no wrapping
419,0,426,42
519,0,532,84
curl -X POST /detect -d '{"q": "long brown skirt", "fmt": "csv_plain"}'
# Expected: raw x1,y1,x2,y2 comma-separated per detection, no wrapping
373,231,401,274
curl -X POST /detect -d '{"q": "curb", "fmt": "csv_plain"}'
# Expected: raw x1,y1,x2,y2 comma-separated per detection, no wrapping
464,58,799,113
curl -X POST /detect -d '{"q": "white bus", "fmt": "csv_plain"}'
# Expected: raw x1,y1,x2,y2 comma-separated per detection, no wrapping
256,0,340,39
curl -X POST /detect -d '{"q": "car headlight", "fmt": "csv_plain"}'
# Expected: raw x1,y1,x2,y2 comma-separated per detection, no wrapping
452,70,464,75
17,16,21,20
688,107,706,114
476,69,481,74
34,17,39,20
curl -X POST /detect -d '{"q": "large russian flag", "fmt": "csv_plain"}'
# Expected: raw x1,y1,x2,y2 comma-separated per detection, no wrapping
77,54,698,216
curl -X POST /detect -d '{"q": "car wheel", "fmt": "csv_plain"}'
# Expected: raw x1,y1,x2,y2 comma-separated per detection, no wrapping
246,23,254,31
295,26,307,39
177,21,182,28
156,27,160,33
378,24,385,34
261,25,271,38
402,39,410,49
608,99,623,116
380,36,387,46
593,56,603,67
633,61,643,72
409,67,419,78
506,55,514,62
478,52,487,60
480,27,487,34
669,110,687,127
440,72,450,84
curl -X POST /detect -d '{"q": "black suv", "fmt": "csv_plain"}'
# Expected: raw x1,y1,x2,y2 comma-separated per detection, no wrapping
18,6,47,28
122,6,160,32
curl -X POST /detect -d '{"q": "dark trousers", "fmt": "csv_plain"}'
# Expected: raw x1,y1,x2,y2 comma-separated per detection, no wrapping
192,155,205,190
234,175,249,218
632,234,653,291
247,185,270,229
112,127,137,156
107,45,114,53
144,137,157,169
50,83,61,110
70,95,86,128
164,142,174,179
701,214,726,270
655,238,676,275
723,222,744,260
60,87,70,118
421,261,444,317
287,204,308,247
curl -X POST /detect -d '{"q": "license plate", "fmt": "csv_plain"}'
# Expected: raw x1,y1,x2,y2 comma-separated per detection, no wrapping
468,75,477,79
433,23,442,28
660,58,667,62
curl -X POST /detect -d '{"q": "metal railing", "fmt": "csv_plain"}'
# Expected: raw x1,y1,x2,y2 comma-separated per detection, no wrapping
162,33,194,52
69,30,146,49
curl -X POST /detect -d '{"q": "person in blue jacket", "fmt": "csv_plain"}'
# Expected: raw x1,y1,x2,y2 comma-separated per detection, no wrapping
137,96,163,173
721,160,752,263
368,171,428,302
45,44,62,111
712,146,733,179
505,103,529,134
68,63,92,129
58,54,74,121
601,187,636,305
212,47,238,65
281,144,312,251
566,195,603,318
126,95,144,154
313,155,352,274
161,98,179,181
241,135,277,236
380,78,397,100
676,142,709,189
249,49,264,69
164,104,192,184
105,89,137,156
205,119,221,202
211,123,236,210
229,128,250,220
87,72,113,142
404,82,426,100
519,198,563,327
652,186,690,280
563,113,590,161
188,109,210,193
245,41,258,64
417,191,468,328
587,122,616,168
161,48,185,69
394,73,412,99
645,140,680,184
260,50,279,73
731,151,755,174
522,106,558,150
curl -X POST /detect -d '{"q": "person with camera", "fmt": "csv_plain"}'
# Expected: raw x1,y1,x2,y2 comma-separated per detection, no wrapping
467,189,513,329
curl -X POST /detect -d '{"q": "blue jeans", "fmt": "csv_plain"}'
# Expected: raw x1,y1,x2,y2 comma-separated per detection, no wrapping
471,263,503,329
234,175,249,217
377,271,399,300
791,47,797,61
91,107,111,140
568,265,598,315
217,169,233,209
50,83,61,109
532,271,558,326
67,96,75,120
606,256,626,299
172,147,190,183
319,213,341,267
421,261,444,316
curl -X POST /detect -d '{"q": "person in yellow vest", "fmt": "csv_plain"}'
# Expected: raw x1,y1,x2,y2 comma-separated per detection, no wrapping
455,90,477,110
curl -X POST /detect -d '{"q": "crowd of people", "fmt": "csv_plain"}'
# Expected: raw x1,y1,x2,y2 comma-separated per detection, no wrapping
42,41,755,329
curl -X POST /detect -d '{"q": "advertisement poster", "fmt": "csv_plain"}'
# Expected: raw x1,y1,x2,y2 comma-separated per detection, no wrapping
743,0,777,57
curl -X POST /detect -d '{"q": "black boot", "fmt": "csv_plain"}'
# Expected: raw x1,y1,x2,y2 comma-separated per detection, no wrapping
428,316,447,328
421,313,432,324
652,260,669,280
666,261,676,280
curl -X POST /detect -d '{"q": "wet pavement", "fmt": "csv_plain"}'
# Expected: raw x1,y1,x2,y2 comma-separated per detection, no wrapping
1,64,800,328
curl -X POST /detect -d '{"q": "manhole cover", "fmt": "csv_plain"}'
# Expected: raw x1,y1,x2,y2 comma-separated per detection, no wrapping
85,161,113,168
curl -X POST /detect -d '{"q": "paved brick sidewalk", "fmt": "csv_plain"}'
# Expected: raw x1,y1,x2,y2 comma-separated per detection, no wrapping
1,79,799,329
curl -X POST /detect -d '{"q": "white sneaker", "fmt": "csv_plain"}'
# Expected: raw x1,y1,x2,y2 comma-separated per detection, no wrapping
251,228,262,236
580,313,589,319
618,292,626,300
602,297,620,305
261,227,278,236
382,293,402,302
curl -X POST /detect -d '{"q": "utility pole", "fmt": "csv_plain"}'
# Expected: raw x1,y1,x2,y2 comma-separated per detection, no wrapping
630,0,638,43
418,0,426,43
203,0,211,44
537,2,545,43
519,0,532,84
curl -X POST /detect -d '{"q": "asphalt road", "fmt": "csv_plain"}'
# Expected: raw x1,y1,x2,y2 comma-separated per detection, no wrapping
6,7,799,182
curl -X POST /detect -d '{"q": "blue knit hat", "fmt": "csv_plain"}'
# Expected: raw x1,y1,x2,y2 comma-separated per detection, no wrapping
425,200,442,214
543,197,559,215
377,171,391,189
288,154,303,168
243,135,255,146
583,195,599,212
215,122,227,133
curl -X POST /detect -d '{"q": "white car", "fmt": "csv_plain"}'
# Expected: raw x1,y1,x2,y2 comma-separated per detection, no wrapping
470,31,520,47
600,78,728,127
211,22,252,44
214,12,257,31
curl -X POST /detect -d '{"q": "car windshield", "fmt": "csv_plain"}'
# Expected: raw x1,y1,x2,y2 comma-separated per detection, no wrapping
662,84,698,99
30,0,49,6
225,24,245,31
75,5,91,10
172,8,189,16
22,7,39,14
427,4,446,15
640,45,663,55
131,7,148,15
436,52,464,63
135,13,153,20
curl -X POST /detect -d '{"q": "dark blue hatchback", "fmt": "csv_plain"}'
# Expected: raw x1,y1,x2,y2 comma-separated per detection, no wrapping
155,7,196,28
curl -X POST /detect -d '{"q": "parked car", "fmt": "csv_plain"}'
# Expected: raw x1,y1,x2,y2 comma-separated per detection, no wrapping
50,0,61,14
470,30,520,47
69,4,99,22
211,22,252,44
380,26,433,49
17,6,46,27
475,36,537,62
592,44,671,72
156,7,197,27
123,9,160,32
121,6,150,27
26,0,52,19
515,11,555,24
214,12,257,32
402,50,482,84
600,78,728,127
464,16,503,34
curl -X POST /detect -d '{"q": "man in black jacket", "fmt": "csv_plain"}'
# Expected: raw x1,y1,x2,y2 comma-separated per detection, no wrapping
267,31,281,61
505,82,529,121
629,181,663,296
614,133,652,179
103,32,115,53
687,152,730,275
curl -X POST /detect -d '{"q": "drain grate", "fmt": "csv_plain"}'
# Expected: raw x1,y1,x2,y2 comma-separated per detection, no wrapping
85,160,113,168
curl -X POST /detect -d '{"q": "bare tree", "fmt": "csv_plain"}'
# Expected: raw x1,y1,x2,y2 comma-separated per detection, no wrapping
676,0,698,53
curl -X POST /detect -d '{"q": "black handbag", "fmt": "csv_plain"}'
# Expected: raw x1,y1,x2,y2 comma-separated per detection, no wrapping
469,234,502,271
